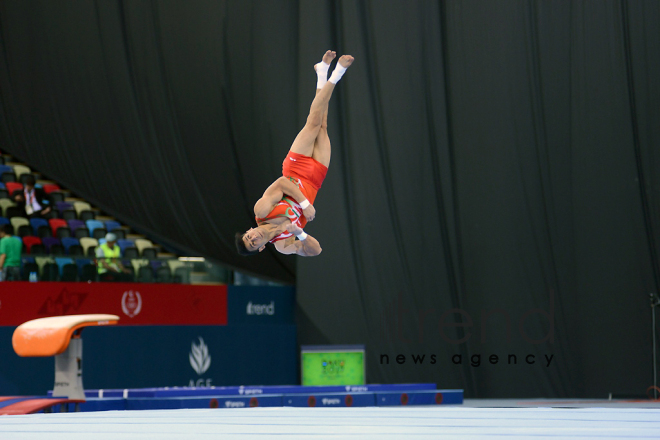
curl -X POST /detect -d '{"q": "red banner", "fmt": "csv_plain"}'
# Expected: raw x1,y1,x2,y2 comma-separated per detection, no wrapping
0,282,227,326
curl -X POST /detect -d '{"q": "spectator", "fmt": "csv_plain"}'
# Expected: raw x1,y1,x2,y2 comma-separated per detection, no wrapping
96,232,132,282
13,175,51,218
0,224,22,281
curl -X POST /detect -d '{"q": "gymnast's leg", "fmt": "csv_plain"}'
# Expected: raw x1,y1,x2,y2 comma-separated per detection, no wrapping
288,51,353,166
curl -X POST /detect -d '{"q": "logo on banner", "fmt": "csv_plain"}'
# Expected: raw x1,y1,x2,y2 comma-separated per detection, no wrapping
189,337,211,375
238,386,262,395
224,400,245,408
188,337,213,387
322,398,341,405
345,386,368,392
38,288,88,315
121,290,142,318
246,301,275,315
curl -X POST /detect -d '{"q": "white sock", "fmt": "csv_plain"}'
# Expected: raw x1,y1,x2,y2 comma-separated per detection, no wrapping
328,63,347,84
316,61,330,89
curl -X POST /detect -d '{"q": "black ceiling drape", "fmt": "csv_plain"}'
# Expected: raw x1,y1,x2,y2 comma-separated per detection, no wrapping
1,0,659,397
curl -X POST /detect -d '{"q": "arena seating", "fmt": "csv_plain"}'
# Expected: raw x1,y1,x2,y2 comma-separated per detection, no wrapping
21,236,42,254
5,181,22,195
0,154,191,283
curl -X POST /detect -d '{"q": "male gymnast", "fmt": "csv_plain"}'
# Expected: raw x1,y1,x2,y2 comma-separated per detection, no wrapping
235,50,353,257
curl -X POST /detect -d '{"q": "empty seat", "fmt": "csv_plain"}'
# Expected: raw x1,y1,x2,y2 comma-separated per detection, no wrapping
30,218,49,236
73,227,90,239
41,237,61,253
73,202,91,218
5,206,23,219
79,210,95,221
61,238,81,255
0,216,9,227
42,184,61,194
0,199,16,217
69,244,84,257
10,217,29,234
49,219,67,236
37,224,52,238
79,237,98,257
104,221,121,232
123,247,139,259
122,264,135,280
76,259,96,282
1,171,16,183
80,264,97,282
30,243,46,255
85,220,104,234
111,229,126,240
55,201,73,214
55,257,74,276
67,219,85,231
62,209,77,221
92,227,107,240
61,264,78,282
48,191,65,204
55,227,71,239
50,244,65,255
17,224,33,238
173,266,191,284
167,259,186,272
142,248,157,259
117,239,134,254
134,239,154,255
155,266,171,283
0,188,8,199
12,164,31,178
0,165,15,183
21,261,39,281
22,236,42,254
5,182,22,196
130,259,148,274
167,260,192,284
137,265,154,283
40,262,59,281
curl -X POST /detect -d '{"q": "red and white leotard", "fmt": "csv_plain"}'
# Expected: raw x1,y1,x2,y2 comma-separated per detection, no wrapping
255,152,328,243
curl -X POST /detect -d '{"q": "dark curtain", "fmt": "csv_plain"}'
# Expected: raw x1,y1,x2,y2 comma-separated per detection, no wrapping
1,0,659,397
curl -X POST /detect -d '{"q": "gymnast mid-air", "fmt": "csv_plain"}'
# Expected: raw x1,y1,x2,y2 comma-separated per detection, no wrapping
235,50,354,257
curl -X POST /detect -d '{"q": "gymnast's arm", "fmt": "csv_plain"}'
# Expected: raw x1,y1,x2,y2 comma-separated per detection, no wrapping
274,226,322,257
254,176,316,220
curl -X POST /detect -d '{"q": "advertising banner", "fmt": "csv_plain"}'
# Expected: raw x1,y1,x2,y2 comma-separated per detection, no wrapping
0,282,227,326
0,324,297,395
227,286,294,325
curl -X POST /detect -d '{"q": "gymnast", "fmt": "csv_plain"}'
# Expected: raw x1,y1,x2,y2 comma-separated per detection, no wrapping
235,50,354,257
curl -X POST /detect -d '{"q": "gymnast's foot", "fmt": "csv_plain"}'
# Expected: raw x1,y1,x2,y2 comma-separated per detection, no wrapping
337,54,354,68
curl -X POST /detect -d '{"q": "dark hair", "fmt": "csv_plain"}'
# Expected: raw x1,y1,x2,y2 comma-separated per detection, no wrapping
2,224,13,235
235,232,259,256
24,175,36,186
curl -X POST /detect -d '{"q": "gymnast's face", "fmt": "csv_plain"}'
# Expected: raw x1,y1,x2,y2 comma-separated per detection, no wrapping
243,227,268,252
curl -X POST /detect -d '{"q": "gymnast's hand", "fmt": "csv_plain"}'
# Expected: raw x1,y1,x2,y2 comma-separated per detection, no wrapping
302,204,315,222
286,223,304,235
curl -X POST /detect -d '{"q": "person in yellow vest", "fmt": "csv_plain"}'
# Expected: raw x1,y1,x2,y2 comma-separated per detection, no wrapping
96,232,132,282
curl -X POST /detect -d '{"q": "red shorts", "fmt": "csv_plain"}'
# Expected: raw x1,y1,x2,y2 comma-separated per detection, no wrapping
282,151,328,193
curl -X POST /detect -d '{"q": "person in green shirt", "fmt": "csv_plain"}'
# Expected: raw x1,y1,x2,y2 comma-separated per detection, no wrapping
0,224,23,281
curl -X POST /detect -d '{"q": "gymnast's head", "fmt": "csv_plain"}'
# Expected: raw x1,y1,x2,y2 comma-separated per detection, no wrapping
235,227,269,256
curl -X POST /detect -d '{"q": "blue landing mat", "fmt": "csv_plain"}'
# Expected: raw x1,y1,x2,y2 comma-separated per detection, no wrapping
43,384,463,412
